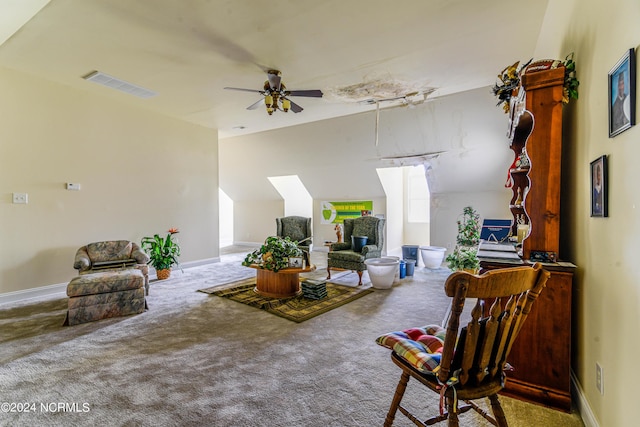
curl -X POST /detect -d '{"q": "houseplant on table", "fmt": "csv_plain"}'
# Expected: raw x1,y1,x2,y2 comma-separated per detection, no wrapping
141,228,181,280
242,236,303,273
445,206,481,273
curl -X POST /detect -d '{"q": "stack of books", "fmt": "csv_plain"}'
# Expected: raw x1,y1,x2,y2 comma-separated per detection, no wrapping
301,279,327,300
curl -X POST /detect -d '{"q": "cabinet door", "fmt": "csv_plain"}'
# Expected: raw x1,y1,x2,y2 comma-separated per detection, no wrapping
501,269,573,411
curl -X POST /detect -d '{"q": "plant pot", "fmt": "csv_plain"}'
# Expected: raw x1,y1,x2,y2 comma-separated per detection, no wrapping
382,256,401,283
365,258,399,289
419,246,446,269
156,268,171,280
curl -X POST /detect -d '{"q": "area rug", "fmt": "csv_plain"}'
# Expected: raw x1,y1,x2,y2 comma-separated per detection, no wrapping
199,278,373,323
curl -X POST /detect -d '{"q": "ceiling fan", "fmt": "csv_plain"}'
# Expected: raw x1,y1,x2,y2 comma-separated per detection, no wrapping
224,70,323,115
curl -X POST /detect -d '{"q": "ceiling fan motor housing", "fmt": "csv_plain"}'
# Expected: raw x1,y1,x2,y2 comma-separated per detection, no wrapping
225,70,321,115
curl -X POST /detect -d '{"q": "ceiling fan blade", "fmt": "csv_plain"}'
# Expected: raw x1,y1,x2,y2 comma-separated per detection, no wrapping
224,87,265,94
246,99,264,110
267,73,281,91
286,89,323,98
286,98,304,113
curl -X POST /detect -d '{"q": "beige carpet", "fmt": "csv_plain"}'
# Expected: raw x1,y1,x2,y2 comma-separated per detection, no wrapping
0,251,584,427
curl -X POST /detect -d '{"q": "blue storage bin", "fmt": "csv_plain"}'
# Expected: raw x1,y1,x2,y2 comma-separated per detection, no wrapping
399,260,406,279
352,236,368,252
402,245,419,262
405,259,416,276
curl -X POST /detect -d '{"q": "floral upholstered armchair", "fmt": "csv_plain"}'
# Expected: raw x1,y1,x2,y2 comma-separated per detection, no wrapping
74,240,150,294
276,216,312,251
64,240,151,326
327,216,386,286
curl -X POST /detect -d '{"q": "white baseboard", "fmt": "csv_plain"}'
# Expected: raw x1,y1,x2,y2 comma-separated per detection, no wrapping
0,282,67,306
571,369,599,427
177,258,220,268
0,258,222,306
233,241,261,247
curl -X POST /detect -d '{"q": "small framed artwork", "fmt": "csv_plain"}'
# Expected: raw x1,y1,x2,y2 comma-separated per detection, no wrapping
608,48,636,137
590,155,608,217
288,257,303,268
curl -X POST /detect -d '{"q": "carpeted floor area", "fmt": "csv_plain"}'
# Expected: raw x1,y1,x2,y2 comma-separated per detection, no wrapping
0,247,584,427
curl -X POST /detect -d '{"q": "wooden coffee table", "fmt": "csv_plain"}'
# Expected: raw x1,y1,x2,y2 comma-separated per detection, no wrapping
249,264,316,298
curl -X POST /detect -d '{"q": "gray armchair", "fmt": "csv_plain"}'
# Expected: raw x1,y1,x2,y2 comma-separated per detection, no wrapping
327,216,386,286
276,216,312,251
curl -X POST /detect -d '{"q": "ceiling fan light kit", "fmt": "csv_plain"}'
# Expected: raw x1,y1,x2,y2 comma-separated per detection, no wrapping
225,70,323,116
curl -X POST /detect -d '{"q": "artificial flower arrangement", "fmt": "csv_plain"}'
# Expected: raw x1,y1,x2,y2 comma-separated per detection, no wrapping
491,58,532,113
492,53,579,113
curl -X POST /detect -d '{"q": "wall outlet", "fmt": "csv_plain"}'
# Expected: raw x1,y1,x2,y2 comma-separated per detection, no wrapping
12,193,28,204
596,362,604,395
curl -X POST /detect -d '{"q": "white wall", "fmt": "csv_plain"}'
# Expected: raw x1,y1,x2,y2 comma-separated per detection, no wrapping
233,199,283,245
0,67,220,295
268,175,313,218
377,167,404,254
219,188,234,248
402,166,431,251
534,1,640,426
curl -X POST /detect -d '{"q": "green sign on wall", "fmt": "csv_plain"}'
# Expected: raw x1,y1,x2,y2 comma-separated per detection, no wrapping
320,201,373,224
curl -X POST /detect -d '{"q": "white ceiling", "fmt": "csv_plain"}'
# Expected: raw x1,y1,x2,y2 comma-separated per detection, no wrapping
0,0,549,139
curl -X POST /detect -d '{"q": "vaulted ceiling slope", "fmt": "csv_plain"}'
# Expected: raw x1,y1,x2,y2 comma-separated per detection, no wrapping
0,0,549,139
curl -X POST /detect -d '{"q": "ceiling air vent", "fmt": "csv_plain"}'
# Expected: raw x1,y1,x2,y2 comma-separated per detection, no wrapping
83,71,157,99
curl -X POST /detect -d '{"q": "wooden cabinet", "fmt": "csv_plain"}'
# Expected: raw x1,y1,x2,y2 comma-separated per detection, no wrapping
509,66,566,260
480,65,575,412
481,260,574,412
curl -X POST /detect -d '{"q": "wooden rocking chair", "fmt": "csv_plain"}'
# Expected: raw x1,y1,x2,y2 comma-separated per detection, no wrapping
377,263,550,426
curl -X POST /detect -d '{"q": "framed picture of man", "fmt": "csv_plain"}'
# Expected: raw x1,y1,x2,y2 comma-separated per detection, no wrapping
590,155,608,217
608,48,636,137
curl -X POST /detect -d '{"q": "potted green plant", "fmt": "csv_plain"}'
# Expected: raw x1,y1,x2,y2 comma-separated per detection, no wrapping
446,206,481,273
455,206,481,247
446,246,480,273
141,227,181,280
242,236,303,272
